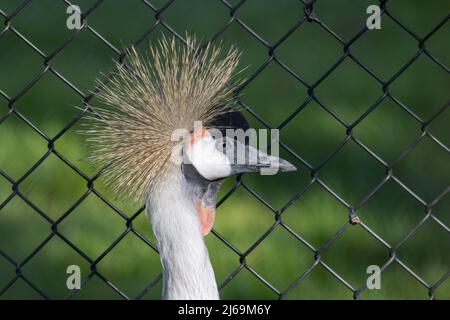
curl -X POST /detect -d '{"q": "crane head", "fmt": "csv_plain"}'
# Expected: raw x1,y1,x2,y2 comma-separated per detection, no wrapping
84,35,296,220
181,111,297,235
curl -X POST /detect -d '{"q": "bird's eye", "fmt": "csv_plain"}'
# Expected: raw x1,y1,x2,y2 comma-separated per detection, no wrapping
216,139,230,152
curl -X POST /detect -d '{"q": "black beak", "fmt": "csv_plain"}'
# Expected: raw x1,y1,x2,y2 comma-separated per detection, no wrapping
229,143,297,176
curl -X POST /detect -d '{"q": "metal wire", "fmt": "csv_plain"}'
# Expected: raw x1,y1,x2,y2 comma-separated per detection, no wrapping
0,0,448,300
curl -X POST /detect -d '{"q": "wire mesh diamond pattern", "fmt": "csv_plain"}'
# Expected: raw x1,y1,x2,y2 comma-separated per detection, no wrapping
0,0,449,300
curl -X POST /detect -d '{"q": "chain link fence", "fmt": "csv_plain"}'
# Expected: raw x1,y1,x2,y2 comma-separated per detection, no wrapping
0,0,449,299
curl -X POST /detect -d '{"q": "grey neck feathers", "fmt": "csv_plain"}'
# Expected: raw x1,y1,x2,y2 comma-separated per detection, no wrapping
146,167,219,300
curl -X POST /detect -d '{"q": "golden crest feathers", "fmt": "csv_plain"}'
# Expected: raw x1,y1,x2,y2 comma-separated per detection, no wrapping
82,35,241,203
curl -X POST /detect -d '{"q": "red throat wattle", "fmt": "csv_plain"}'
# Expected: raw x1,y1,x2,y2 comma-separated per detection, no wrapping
196,201,216,236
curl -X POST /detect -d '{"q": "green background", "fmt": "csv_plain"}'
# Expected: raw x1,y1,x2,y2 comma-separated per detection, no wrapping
0,0,449,299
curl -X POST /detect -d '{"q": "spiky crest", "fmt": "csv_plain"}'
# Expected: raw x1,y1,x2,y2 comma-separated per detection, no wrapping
83,35,241,203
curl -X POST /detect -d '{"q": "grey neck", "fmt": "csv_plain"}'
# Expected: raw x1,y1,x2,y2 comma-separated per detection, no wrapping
146,168,219,300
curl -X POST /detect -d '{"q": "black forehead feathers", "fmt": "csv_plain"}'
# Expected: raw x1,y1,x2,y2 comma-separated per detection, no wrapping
208,110,249,133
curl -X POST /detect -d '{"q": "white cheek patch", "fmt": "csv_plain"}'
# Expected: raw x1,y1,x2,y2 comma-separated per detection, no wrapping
186,135,232,180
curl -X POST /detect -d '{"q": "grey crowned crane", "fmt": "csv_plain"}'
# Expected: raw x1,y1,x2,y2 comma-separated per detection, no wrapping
83,36,296,300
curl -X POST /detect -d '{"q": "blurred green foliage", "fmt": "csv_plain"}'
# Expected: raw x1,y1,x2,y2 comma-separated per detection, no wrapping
0,0,449,299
